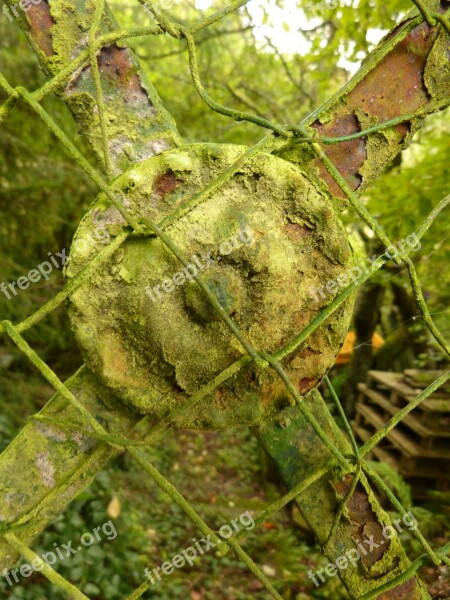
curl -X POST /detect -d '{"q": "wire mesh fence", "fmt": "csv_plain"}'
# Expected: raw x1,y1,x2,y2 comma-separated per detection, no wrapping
0,0,449,598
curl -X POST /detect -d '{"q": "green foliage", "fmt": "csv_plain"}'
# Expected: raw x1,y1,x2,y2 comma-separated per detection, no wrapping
364,109,450,340
0,1,449,598
0,471,152,599
0,19,96,372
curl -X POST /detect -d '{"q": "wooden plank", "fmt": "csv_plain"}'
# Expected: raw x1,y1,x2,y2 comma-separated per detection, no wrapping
372,446,450,480
367,371,450,412
419,398,450,413
352,425,450,480
406,477,450,496
404,369,450,394
357,384,450,438
368,371,450,404
355,404,416,457
354,403,450,459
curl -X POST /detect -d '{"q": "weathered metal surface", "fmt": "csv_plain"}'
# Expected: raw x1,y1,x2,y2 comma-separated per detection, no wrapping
312,20,438,197
314,112,367,195
258,392,426,599
27,0,54,57
335,476,388,569
277,14,449,202
0,367,139,571
5,0,181,174
66,143,354,428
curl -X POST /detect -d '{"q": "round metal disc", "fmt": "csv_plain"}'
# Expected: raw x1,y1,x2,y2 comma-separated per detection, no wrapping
66,143,354,429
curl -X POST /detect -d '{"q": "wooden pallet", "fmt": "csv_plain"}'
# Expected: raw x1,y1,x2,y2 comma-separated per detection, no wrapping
352,426,450,500
353,371,450,499
353,421,450,480
352,418,450,500
357,383,450,443
354,401,450,462
367,371,450,408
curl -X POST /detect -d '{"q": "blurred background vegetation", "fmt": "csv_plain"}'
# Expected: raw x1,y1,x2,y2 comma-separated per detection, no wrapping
0,0,449,597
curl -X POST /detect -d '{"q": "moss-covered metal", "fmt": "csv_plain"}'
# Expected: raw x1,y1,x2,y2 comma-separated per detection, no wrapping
0,367,139,571
258,392,429,600
0,0,448,597
66,143,355,428
3,0,181,174
277,5,450,202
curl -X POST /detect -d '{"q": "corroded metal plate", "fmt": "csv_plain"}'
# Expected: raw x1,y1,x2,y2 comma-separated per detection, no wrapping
66,144,354,429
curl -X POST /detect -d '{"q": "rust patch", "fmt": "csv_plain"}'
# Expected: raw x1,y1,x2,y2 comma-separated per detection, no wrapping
349,21,433,124
153,170,183,196
297,347,320,358
314,113,366,196
335,475,390,569
298,377,317,393
283,222,313,240
312,21,439,197
377,576,423,600
27,0,54,57
98,45,152,106
333,465,423,596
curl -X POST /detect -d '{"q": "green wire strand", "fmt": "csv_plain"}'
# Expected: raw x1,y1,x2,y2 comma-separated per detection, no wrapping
0,2,448,598
88,0,114,180
4,535,90,600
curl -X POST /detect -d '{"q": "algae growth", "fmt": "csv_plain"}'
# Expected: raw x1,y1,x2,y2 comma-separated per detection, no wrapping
66,143,355,429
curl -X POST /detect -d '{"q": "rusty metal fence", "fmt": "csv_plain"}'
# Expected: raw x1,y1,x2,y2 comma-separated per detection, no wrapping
0,0,449,598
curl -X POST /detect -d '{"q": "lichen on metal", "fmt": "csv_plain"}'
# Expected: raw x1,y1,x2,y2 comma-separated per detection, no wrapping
0,367,138,571
3,0,181,173
277,9,450,201
66,143,355,429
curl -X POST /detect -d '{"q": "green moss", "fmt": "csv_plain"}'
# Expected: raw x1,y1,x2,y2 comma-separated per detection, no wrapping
66,143,355,430
424,30,450,101
0,368,138,571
